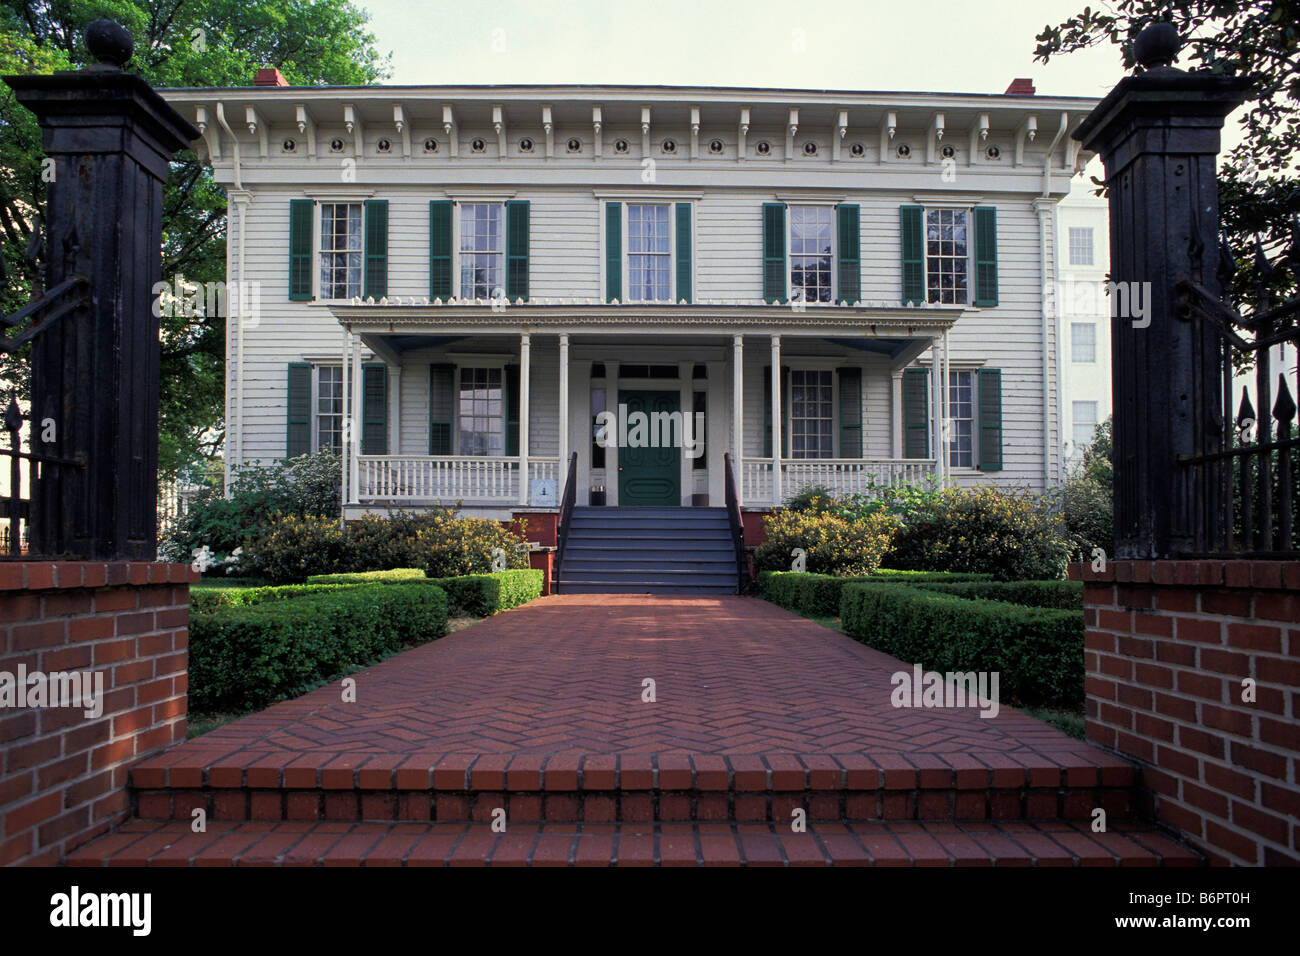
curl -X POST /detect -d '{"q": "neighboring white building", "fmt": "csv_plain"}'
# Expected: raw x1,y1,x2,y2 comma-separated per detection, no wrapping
1055,172,1111,469
161,79,1097,520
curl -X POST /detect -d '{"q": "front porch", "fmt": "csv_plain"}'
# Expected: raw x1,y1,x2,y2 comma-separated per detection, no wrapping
331,301,959,516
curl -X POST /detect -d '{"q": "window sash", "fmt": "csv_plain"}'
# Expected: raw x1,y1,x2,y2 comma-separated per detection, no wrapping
319,203,362,300
948,370,974,467
315,365,344,455
789,205,834,304
458,366,505,456
1072,400,1099,452
458,203,505,299
1068,227,1094,266
1071,322,1097,363
625,204,672,302
925,208,970,305
789,369,834,459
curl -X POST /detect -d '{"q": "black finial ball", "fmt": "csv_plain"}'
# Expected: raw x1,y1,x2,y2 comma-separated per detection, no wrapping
85,19,134,69
1133,21,1180,70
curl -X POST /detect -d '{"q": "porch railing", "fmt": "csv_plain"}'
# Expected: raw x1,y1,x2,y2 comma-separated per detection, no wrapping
355,455,561,504
740,457,937,506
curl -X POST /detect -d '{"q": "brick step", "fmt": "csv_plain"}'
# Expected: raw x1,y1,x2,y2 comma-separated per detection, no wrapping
66,818,1203,867
128,751,1140,824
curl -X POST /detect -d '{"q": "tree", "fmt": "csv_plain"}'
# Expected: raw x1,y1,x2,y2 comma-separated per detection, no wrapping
1035,1,1300,313
0,1,389,479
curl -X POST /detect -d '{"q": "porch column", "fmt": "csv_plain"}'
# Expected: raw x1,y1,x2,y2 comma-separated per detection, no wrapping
388,365,401,455
929,338,941,479
770,335,782,505
350,333,362,504
732,334,744,505
558,333,570,479
937,332,949,486
519,332,531,505
340,328,350,509
891,370,904,459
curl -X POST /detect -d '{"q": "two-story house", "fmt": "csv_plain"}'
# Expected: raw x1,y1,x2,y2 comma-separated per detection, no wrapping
160,77,1097,588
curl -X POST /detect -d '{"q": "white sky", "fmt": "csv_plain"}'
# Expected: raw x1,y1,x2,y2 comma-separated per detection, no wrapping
356,0,1127,97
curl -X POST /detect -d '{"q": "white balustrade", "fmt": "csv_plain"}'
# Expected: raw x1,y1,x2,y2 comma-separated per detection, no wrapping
742,458,936,506
355,456,560,504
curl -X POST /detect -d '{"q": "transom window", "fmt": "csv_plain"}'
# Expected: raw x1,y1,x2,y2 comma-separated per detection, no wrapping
948,370,974,468
627,204,671,302
790,205,833,303
459,203,504,299
1072,322,1097,363
926,209,970,305
790,369,834,459
315,365,344,454
1068,227,1094,266
1073,401,1099,455
319,203,362,299
458,367,504,456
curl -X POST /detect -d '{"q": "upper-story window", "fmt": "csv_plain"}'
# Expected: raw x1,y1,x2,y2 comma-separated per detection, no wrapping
319,203,362,299
1068,227,1094,266
459,202,505,299
1072,322,1097,363
925,208,970,305
789,205,834,303
626,204,672,302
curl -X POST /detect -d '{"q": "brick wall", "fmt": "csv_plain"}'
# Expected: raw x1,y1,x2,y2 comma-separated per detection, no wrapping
1073,560,1300,865
0,561,195,865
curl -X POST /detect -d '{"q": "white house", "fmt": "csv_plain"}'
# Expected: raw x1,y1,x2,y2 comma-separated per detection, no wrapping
161,78,1097,525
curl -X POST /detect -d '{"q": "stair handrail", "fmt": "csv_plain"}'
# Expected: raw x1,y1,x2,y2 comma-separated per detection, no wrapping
723,453,748,592
556,451,579,574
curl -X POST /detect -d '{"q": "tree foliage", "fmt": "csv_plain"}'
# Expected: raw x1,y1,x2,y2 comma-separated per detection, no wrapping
0,0,388,478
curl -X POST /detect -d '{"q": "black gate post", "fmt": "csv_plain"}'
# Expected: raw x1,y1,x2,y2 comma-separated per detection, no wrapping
3,21,198,560
1073,24,1250,559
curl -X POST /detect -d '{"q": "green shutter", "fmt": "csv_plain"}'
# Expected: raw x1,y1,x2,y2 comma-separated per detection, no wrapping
505,365,520,456
363,200,388,300
361,363,387,455
429,200,453,299
605,202,622,302
675,202,692,303
288,200,313,301
836,204,860,304
977,367,1003,471
974,206,998,307
428,363,454,454
900,205,925,305
506,200,530,301
762,202,787,304
838,367,862,458
286,363,311,457
902,367,930,459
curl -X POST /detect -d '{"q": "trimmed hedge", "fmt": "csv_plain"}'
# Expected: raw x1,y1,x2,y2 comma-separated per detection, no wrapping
307,568,427,585
189,582,449,712
839,583,1083,708
908,579,1083,610
426,569,543,616
758,570,995,618
190,581,358,612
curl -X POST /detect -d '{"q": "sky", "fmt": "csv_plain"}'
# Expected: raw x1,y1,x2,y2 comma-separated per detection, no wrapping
355,0,1128,98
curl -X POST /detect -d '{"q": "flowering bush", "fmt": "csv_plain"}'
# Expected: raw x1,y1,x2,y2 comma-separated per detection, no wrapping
753,509,900,576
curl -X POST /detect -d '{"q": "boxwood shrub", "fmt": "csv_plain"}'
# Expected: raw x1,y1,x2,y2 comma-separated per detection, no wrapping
907,579,1084,610
839,583,1083,708
426,569,543,616
306,568,427,585
190,581,358,612
758,570,994,618
189,582,449,712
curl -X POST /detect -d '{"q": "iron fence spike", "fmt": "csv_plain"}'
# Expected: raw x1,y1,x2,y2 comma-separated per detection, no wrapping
1273,374,1297,425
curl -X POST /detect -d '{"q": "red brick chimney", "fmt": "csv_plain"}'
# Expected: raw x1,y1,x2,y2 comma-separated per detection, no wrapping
255,67,289,87
1004,78,1036,95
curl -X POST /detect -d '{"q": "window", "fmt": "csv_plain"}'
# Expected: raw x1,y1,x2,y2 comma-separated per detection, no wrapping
925,209,970,304
315,365,344,454
626,204,671,302
459,202,504,299
1073,401,1099,454
458,367,504,456
1068,227,1094,266
790,205,833,303
1072,322,1097,363
319,203,362,299
790,369,834,459
948,370,975,467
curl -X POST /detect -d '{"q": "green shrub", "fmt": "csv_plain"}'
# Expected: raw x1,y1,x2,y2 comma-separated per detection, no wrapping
190,581,357,612
241,514,352,584
342,510,530,578
758,569,997,618
908,579,1084,610
882,485,1071,582
839,583,1083,708
753,510,899,576
427,569,544,616
861,569,995,583
307,568,427,585
1060,474,1114,562
189,582,449,712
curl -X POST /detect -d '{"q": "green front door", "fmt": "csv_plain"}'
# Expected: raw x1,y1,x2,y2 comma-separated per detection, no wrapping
617,390,681,506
